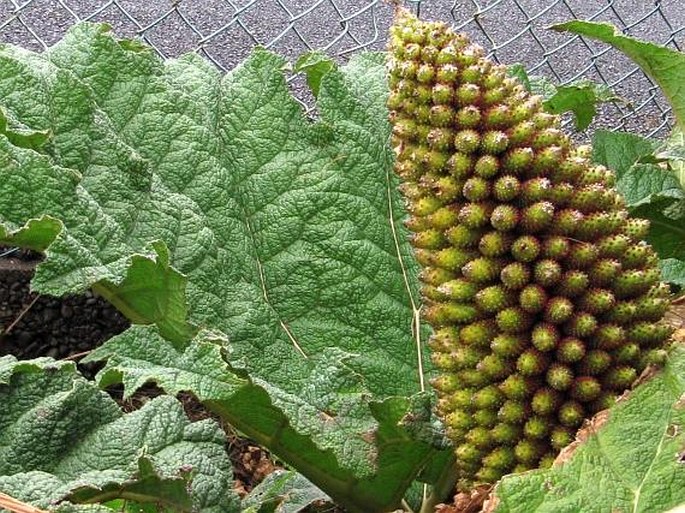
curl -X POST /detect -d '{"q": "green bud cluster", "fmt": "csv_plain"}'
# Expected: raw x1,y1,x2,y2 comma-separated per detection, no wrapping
388,10,673,490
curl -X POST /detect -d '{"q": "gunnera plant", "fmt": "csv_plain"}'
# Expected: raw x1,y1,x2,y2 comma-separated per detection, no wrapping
387,9,673,489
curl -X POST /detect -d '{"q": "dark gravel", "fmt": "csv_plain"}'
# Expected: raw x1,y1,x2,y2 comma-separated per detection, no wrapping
0,248,129,363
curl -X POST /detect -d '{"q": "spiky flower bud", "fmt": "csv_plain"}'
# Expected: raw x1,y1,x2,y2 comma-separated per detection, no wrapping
491,423,523,445
555,337,586,363
533,259,562,287
588,259,622,286
516,349,549,376
460,320,498,347
438,278,478,301
558,401,585,427
493,175,521,201
456,105,482,128
568,243,599,269
462,257,502,283
511,235,541,262
523,416,551,439
481,131,510,154
412,229,446,249
474,408,498,428
447,152,473,178
497,307,533,333
519,285,548,313
474,155,501,178
389,9,672,489
520,201,555,232
551,426,574,450
613,342,640,364
503,147,535,173
550,208,583,236
531,387,562,416
514,439,547,464
593,324,625,350
476,285,515,313
454,129,480,153
531,322,559,352
445,224,483,247
509,121,535,145
491,333,527,358
544,296,574,324
490,204,519,231
578,349,612,375
549,182,574,206
433,247,476,270
571,376,602,402
424,302,478,325
499,373,537,401
556,270,590,298
546,363,574,391
499,400,530,424
621,218,650,240
579,288,616,314
603,366,639,391
473,385,505,409
564,312,598,337
479,231,514,257
463,176,490,202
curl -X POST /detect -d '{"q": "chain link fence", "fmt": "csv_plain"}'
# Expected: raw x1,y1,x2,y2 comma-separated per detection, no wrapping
0,0,683,137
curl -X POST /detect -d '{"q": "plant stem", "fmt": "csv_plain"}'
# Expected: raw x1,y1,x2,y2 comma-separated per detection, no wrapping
419,454,458,513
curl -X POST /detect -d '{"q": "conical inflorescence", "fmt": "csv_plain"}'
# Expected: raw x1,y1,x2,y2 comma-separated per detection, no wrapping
388,9,673,488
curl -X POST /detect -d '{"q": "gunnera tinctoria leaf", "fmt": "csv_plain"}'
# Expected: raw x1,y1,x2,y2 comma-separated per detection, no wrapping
387,9,673,489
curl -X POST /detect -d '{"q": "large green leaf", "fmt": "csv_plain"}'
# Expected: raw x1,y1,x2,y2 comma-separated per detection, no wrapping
552,21,685,132
0,24,447,512
0,356,241,513
487,344,685,513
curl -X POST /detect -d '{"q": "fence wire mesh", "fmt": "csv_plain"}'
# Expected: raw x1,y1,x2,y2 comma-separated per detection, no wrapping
0,0,683,137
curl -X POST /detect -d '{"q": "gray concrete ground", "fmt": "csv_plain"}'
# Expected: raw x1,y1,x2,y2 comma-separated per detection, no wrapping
0,0,683,137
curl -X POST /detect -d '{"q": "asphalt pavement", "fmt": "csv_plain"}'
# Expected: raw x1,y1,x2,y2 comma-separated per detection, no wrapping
0,0,683,136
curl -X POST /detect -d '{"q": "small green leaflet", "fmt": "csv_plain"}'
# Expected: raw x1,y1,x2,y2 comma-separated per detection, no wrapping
508,64,621,131
293,51,335,98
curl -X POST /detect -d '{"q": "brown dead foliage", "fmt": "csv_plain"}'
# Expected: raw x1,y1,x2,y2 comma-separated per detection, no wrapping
436,485,492,513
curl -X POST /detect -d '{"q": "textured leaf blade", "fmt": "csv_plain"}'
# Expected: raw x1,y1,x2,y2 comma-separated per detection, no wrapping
591,130,656,178
85,326,446,513
487,345,685,513
241,470,330,513
613,163,683,208
0,356,240,513
0,25,444,512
